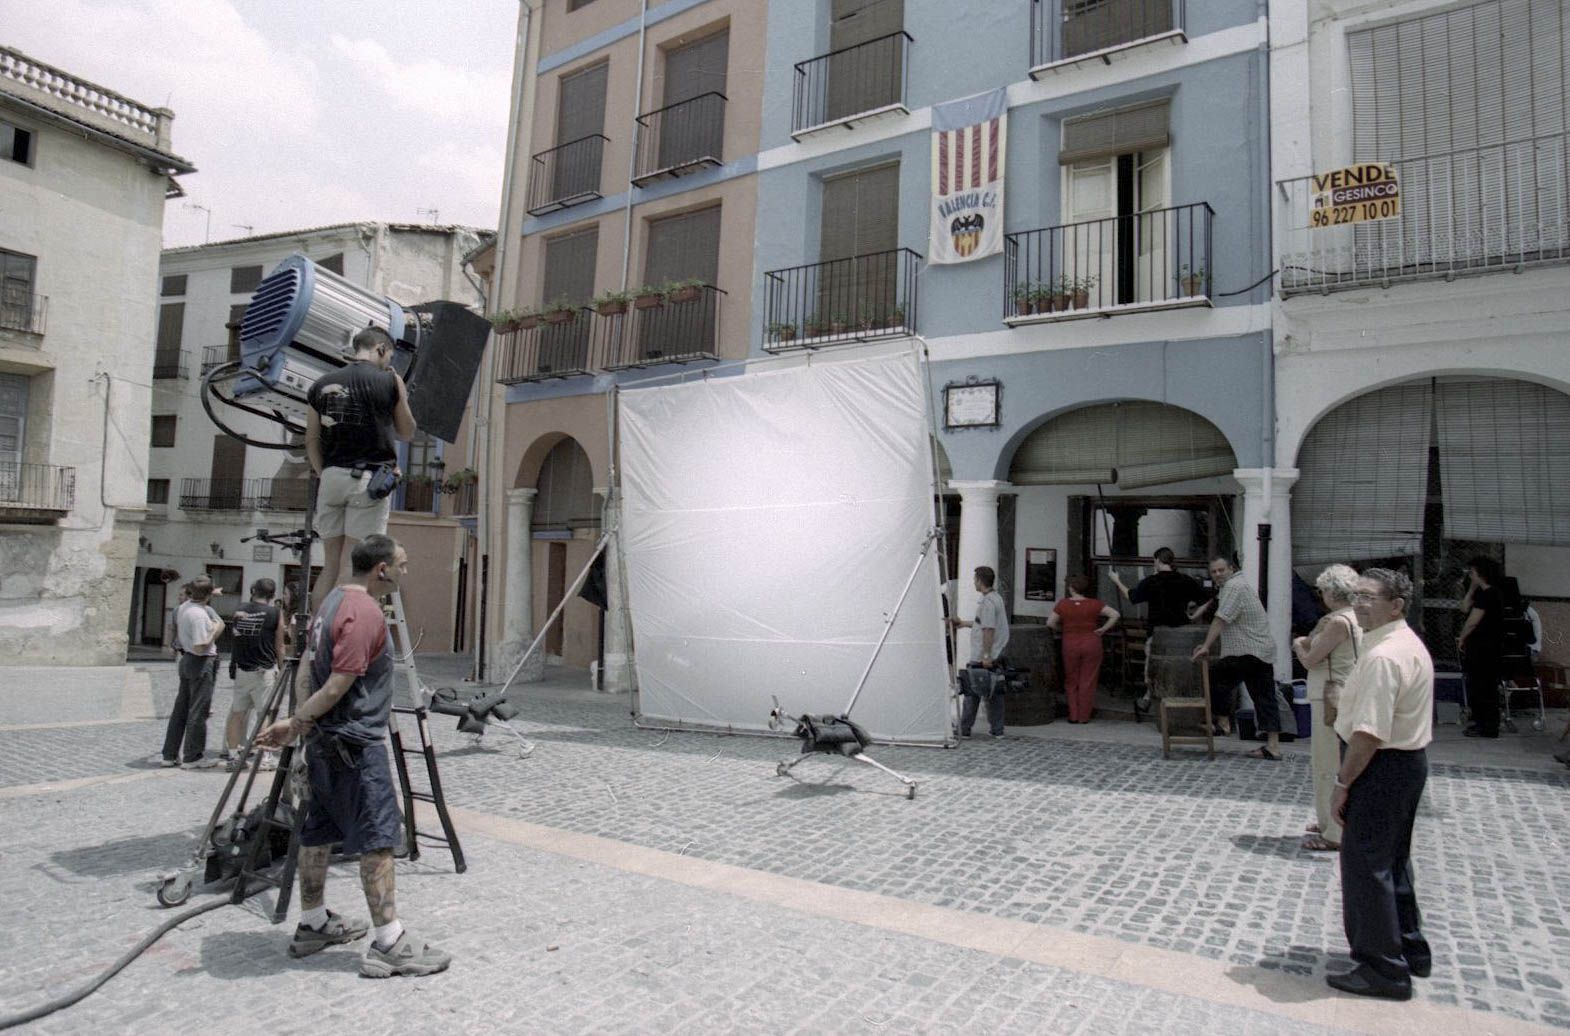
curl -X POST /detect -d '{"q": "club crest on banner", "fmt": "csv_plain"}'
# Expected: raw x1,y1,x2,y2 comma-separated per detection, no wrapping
930,88,1007,265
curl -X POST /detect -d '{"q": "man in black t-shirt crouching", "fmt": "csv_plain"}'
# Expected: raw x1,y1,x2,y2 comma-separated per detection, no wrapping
305,327,416,610
226,578,286,769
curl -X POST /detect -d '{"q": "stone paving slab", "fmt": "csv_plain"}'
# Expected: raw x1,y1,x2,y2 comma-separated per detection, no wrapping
0,775,1363,1036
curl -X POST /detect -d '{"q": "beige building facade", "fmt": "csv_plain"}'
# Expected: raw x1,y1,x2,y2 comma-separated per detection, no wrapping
0,47,193,665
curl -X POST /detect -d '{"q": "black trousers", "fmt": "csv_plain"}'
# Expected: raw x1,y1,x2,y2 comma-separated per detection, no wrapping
1340,747,1431,981
1209,654,1281,732
1464,654,1501,736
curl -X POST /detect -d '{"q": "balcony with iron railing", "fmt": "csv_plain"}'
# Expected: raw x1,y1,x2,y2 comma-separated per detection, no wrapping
1030,0,1186,77
526,135,609,216
1003,202,1213,324
792,31,912,140
152,348,189,380
633,93,726,186
201,344,239,374
763,248,920,351
178,477,311,512
1277,132,1570,296
0,292,47,336
594,284,725,369
0,462,74,520
495,308,595,384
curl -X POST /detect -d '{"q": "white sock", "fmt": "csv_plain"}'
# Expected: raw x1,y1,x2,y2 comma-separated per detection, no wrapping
373,919,404,949
299,905,329,930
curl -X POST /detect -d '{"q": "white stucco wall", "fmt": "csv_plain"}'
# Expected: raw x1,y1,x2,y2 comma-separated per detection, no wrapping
0,91,175,664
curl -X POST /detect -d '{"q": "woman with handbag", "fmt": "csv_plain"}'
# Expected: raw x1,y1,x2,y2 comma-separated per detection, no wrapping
1292,563,1363,852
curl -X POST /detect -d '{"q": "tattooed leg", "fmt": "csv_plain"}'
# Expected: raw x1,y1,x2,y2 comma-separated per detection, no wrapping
297,844,332,911
359,849,397,926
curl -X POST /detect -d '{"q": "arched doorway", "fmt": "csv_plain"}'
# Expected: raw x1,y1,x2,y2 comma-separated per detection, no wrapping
1293,375,1570,664
530,437,599,662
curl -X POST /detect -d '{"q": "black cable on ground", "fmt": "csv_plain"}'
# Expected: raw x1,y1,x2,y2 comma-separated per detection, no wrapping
0,897,229,1030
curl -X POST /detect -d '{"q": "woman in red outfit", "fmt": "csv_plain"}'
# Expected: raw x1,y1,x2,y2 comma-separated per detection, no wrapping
1047,575,1120,723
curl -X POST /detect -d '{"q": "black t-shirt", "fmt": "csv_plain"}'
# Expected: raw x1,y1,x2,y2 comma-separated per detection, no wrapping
230,601,280,671
1130,570,1204,627
1469,586,1505,652
306,361,400,469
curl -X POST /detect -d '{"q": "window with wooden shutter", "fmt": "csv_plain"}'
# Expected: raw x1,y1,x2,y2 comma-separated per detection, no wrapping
1435,378,1570,546
0,372,26,474
819,163,900,324
657,31,728,171
641,207,721,359
533,438,597,532
1347,0,1570,266
1060,100,1170,165
1062,0,1174,60
156,302,184,352
160,274,186,297
554,63,609,201
230,265,263,294
209,433,246,509
827,0,905,122
540,227,598,373
151,415,177,448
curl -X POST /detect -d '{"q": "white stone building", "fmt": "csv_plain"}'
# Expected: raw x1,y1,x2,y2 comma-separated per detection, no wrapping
0,46,193,665
137,223,490,658
1269,0,1570,672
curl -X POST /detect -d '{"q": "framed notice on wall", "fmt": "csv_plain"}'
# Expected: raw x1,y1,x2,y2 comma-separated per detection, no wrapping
1024,548,1057,601
944,379,1001,429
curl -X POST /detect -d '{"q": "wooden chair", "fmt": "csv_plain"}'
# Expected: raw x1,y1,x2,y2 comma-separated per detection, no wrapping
1158,657,1215,760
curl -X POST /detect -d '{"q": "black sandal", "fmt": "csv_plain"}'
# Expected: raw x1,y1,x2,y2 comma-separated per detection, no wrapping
1246,746,1282,761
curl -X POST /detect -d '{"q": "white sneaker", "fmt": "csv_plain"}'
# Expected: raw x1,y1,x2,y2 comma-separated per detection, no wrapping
151,754,179,768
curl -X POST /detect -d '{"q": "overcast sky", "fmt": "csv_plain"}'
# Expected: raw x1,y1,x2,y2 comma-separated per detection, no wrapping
2,0,518,247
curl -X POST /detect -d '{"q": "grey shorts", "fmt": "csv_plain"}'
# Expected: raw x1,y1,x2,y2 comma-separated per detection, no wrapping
315,465,391,541
231,667,275,713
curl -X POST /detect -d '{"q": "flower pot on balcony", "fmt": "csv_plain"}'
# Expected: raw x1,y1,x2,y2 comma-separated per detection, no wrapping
543,308,576,325
596,300,628,316
669,285,702,304
1180,276,1205,297
1072,290,1090,309
497,319,521,333
1053,293,1071,312
517,313,540,330
634,292,665,310
829,321,848,335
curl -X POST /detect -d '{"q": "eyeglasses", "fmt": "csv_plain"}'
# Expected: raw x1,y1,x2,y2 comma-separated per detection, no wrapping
1349,591,1391,603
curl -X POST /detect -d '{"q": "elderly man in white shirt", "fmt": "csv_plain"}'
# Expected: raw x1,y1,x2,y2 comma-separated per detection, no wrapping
1327,568,1434,1001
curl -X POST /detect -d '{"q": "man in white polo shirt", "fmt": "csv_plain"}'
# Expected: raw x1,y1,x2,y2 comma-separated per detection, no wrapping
1327,567,1434,1001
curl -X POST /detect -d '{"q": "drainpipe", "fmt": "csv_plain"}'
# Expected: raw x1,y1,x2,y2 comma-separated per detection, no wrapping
477,0,542,680
1256,0,1274,537
619,0,651,292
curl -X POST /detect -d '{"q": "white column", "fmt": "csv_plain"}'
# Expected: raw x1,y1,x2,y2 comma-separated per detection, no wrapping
595,487,636,693
950,480,1007,663
1232,468,1299,681
500,487,543,683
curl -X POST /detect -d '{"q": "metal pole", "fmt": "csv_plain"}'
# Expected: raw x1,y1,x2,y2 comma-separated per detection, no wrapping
497,531,611,699
840,527,939,719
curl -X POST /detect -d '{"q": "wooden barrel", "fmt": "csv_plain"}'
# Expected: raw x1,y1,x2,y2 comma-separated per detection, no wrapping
1147,625,1212,701
1003,623,1058,725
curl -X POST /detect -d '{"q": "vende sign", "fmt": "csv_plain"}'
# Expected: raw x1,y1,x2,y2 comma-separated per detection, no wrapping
1309,163,1401,228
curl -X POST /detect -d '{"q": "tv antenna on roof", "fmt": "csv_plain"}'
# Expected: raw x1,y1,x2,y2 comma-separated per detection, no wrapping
417,207,440,223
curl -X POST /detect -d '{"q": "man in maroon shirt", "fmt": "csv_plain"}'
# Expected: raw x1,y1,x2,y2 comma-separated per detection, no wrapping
258,534,451,977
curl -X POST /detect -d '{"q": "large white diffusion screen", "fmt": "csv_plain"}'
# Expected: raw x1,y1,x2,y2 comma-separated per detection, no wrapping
619,348,949,742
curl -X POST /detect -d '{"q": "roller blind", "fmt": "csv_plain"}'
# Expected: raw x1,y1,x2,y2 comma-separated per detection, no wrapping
831,0,904,49
533,438,597,531
820,162,899,260
1292,382,1432,564
664,31,728,105
156,302,184,351
542,227,599,305
557,62,608,144
1007,401,1234,487
1060,100,1170,165
1436,378,1570,545
644,206,721,286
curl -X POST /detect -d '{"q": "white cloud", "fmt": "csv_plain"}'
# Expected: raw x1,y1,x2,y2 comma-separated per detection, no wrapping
329,34,511,129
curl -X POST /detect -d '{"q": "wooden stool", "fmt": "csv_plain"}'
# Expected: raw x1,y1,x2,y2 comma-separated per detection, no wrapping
1159,658,1215,760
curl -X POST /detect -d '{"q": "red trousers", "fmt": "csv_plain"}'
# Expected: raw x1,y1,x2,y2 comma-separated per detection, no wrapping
1061,634,1103,722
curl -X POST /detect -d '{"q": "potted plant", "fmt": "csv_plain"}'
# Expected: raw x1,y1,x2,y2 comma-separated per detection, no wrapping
633,285,666,310
664,278,706,304
1072,274,1097,310
767,321,797,342
1052,274,1074,312
488,309,520,333
542,296,577,325
445,467,478,486
829,312,849,335
593,289,632,316
888,305,906,328
1011,282,1037,316
804,313,828,337
1179,264,1207,297
515,307,541,330
858,305,880,332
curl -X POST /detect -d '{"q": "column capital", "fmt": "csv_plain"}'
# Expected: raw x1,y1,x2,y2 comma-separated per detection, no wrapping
947,479,1013,500
1231,468,1299,494
506,486,539,504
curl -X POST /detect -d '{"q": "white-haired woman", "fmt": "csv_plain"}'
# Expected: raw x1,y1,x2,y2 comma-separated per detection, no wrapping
1292,563,1363,851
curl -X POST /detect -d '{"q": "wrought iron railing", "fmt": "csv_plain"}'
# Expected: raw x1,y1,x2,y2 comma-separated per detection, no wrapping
1277,132,1570,295
763,248,921,350
1003,202,1213,319
0,462,74,512
201,344,239,373
597,284,724,368
495,310,595,383
792,31,912,137
152,348,189,380
0,292,46,335
526,135,608,216
1030,0,1185,72
449,481,478,516
178,477,311,511
399,479,437,513
634,93,726,185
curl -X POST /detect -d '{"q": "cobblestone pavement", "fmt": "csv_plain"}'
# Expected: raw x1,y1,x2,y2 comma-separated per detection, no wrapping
0,658,1565,1033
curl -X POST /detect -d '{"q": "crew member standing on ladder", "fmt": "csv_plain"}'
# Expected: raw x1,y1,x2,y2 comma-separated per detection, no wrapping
305,326,416,612
257,534,452,977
